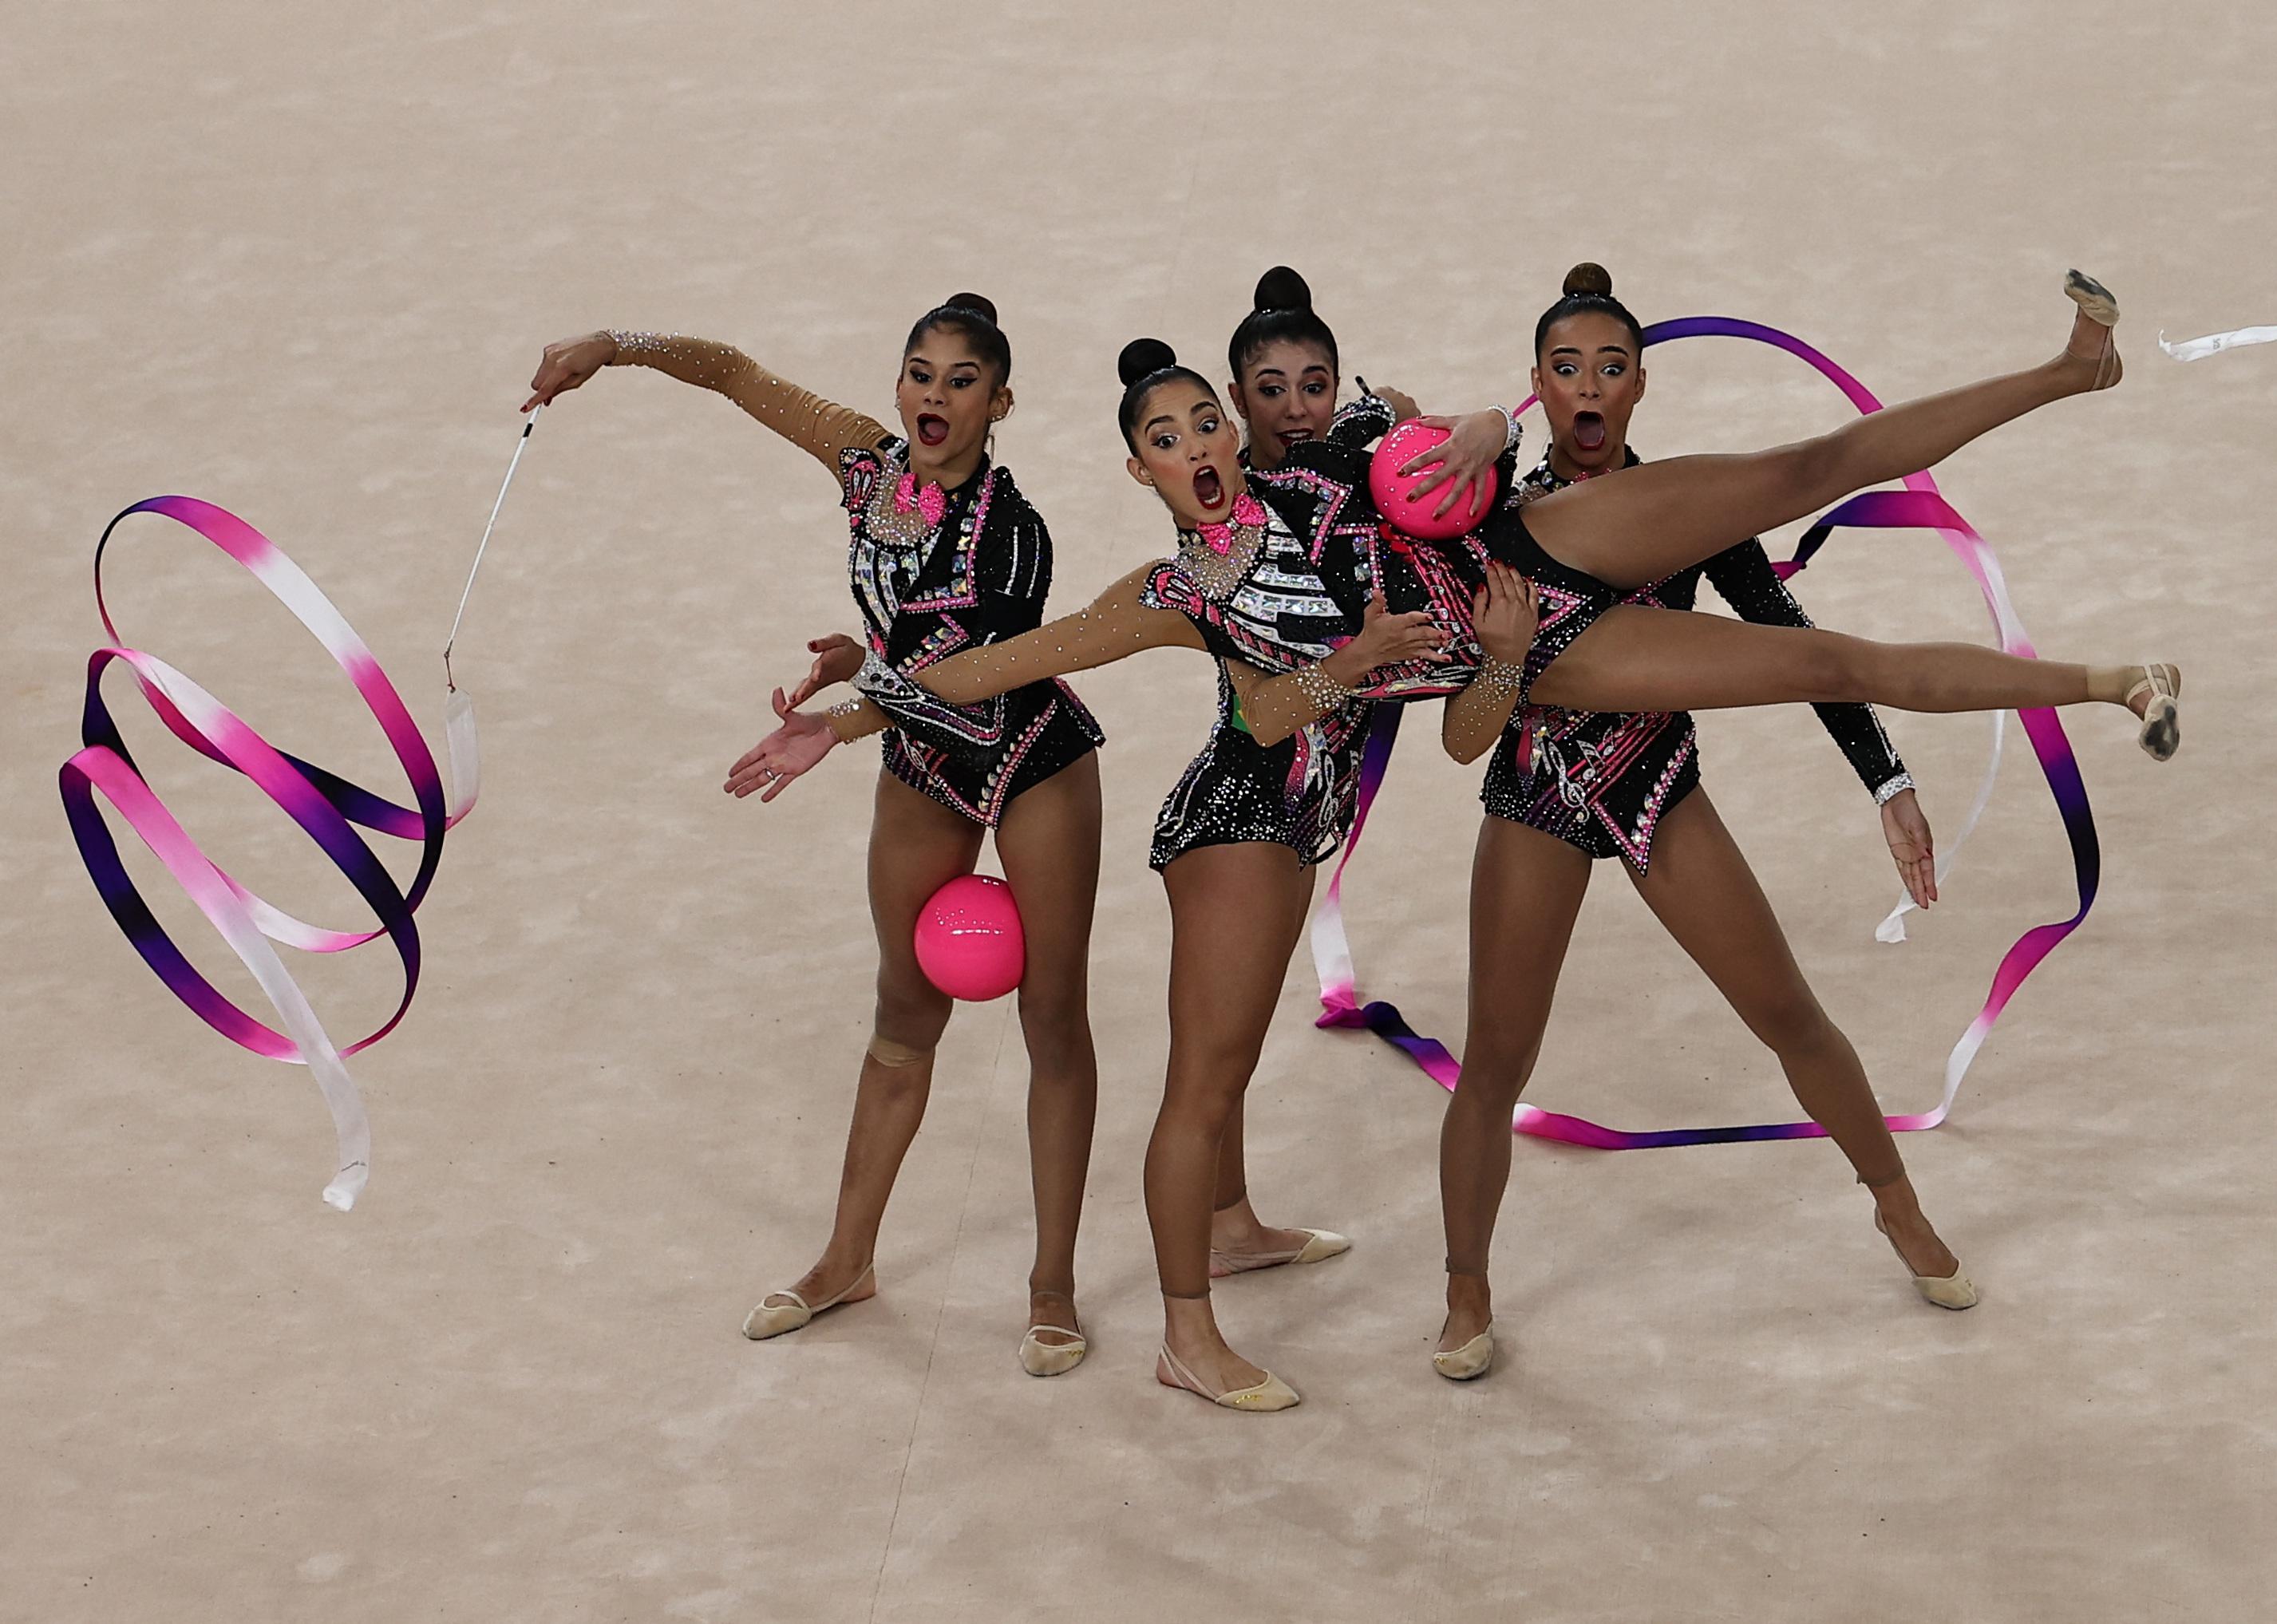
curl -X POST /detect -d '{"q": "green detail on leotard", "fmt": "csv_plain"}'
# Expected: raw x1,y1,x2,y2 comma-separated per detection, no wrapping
1227,682,1254,737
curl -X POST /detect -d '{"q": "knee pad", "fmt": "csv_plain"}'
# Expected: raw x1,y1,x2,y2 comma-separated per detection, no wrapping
866,1033,932,1069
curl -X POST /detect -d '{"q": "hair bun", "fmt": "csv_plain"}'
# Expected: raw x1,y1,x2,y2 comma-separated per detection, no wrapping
1563,262,1615,298
943,291,998,326
1252,265,1313,314
1117,337,1178,387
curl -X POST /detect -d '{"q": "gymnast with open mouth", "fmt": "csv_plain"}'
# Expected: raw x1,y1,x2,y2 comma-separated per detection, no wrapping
1428,263,1973,1383
523,297,1109,1377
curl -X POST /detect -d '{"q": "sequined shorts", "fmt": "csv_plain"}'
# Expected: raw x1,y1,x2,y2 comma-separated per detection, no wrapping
881,680,1103,828
1148,711,1370,872
1480,704,1704,867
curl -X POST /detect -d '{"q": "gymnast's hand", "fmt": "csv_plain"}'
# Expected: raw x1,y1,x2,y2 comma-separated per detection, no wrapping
1398,408,1507,518
724,690,836,804
1880,788,1937,910
1470,562,1540,664
1329,589,1449,684
523,331,620,413
1374,384,1421,423
785,634,864,709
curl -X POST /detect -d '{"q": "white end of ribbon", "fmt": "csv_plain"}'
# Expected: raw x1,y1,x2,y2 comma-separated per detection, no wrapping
2158,326,2277,363
445,687,480,822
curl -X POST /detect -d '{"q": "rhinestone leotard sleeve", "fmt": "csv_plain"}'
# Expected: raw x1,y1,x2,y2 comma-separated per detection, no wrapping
1218,658,1353,748
1700,539,1913,803
824,694,893,745
1326,389,1398,448
606,332,891,476
847,472,1055,753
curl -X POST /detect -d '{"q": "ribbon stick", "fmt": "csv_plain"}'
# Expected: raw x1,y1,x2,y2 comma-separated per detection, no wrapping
59,420,533,1205
1314,316,2100,1148
2158,325,2277,363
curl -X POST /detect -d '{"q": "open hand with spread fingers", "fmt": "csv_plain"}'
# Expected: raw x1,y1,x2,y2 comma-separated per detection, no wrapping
724,689,837,803
1398,409,1510,518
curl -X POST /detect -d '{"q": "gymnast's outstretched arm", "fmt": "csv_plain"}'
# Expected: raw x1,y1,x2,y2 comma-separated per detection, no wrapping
895,564,1204,704
723,568,1195,801
524,330,891,473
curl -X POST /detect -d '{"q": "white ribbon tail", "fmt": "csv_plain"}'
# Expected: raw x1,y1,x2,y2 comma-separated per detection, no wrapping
1310,890,1355,997
206,858,372,1209
445,687,480,824
2157,325,2277,363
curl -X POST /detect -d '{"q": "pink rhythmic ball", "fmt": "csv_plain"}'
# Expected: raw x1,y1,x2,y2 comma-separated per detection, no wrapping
914,874,1026,1002
1370,419,1496,542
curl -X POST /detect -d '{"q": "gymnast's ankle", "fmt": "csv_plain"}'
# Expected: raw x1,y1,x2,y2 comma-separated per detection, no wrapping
1440,1266,1496,1353
1445,1263,1492,1304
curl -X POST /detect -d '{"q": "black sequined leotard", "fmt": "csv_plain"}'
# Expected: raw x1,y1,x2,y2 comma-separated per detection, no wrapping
1141,394,1406,869
1247,417,1517,702
1140,510,1375,869
1480,450,1911,865
608,334,1100,828
840,442,1103,824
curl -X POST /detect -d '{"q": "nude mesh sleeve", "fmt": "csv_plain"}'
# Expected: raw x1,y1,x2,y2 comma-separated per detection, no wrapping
607,333,891,473
870,565,1197,706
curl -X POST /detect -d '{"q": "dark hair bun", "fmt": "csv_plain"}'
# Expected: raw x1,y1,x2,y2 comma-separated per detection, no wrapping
943,291,998,325
1252,266,1313,313
1118,337,1178,387
1563,262,1615,298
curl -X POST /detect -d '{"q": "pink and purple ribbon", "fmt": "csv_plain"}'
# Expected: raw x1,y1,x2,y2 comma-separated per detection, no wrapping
58,496,481,1207
1313,317,2099,1148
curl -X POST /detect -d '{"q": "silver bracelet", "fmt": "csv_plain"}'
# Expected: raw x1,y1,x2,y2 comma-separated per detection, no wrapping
1494,405,1524,455
1873,772,1916,807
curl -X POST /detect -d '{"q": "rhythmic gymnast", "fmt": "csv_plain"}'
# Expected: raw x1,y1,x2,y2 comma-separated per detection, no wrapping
524,298,1109,1375
1201,267,1508,1281
1429,263,1979,1385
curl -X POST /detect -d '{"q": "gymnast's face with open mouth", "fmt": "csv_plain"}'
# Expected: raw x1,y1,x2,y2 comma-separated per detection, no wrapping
1532,309,1646,476
1229,336,1338,469
1126,376,1247,530
894,330,1008,471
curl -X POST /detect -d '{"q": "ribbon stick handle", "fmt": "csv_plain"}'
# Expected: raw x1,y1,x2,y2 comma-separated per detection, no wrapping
445,404,542,686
